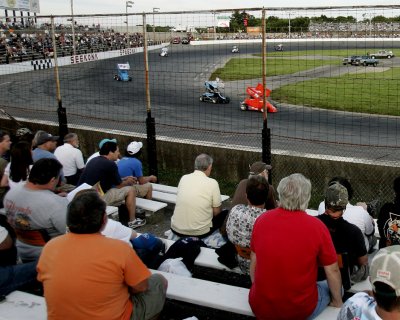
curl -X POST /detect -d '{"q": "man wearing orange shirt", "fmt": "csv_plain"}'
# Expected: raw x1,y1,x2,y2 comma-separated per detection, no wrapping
37,190,167,320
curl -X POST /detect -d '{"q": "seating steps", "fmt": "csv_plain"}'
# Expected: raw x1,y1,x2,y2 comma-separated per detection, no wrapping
152,190,229,204
151,269,340,319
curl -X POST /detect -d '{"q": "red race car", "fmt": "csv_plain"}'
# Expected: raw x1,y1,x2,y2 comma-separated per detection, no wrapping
240,83,277,113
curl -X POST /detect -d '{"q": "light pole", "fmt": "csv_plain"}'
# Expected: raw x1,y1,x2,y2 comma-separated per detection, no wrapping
125,1,133,36
70,0,76,56
288,12,291,39
152,8,159,44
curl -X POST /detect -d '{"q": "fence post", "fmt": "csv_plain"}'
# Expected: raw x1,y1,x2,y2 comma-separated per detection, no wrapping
142,13,158,177
261,8,272,183
51,17,68,142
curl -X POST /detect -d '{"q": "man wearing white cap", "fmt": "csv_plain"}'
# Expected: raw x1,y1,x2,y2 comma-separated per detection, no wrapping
338,245,400,319
117,141,157,200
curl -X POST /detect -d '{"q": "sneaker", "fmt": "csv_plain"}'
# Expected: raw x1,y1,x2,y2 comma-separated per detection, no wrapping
128,218,146,229
135,208,146,220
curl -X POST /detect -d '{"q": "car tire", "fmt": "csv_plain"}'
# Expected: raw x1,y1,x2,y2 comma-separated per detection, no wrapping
212,99,218,104
374,62,377,67
240,103,247,111
388,55,392,59
363,62,367,66
371,56,375,59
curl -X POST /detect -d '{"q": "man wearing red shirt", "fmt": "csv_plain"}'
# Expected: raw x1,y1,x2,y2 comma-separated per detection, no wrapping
249,173,343,319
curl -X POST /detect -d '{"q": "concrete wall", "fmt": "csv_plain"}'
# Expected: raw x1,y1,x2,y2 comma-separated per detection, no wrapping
1,118,398,211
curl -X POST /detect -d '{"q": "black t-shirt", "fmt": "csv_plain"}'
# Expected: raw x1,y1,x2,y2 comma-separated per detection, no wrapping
0,214,17,266
78,156,121,193
378,198,400,248
317,214,367,271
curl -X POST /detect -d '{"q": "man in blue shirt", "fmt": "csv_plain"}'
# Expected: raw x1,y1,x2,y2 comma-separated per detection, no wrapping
117,141,157,199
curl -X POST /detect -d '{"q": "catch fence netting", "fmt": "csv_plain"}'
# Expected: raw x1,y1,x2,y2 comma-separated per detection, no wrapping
1,5,400,206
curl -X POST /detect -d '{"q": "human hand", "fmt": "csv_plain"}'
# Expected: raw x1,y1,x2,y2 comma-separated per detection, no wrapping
329,299,343,308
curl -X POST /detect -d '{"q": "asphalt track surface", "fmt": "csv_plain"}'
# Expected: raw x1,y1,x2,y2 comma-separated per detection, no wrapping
1,40,400,163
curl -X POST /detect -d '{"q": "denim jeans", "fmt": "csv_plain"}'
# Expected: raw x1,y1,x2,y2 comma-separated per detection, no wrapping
0,262,37,296
307,280,331,319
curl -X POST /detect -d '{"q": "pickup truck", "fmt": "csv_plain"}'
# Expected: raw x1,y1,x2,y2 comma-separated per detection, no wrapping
342,55,361,65
353,56,379,67
369,50,395,59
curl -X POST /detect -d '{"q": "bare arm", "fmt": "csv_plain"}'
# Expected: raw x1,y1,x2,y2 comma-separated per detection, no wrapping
138,175,157,184
0,233,13,250
129,278,149,294
116,176,137,188
0,173,8,187
250,251,256,283
324,262,343,307
212,206,221,216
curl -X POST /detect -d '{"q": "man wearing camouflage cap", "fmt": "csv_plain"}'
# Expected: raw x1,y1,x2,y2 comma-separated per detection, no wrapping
338,245,400,319
317,182,369,285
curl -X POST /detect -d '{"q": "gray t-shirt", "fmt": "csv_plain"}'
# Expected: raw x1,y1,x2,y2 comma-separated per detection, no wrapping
4,184,68,261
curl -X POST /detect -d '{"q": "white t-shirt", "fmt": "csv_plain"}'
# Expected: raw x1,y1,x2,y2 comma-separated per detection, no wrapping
86,152,99,165
54,143,85,176
4,163,32,189
0,225,8,244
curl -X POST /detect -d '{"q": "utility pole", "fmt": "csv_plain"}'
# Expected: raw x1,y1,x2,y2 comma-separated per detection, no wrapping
153,8,160,44
125,1,134,37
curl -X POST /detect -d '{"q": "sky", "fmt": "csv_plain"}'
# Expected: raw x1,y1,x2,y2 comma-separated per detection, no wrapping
38,1,398,16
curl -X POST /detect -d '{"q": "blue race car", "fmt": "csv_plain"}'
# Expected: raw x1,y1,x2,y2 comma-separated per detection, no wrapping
199,79,230,104
114,63,132,81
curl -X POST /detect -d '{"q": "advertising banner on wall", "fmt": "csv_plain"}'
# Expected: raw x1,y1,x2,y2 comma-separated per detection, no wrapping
0,0,40,13
217,15,230,28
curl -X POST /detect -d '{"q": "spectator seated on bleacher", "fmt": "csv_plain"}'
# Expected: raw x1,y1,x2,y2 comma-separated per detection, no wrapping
249,174,343,319
0,214,38,296
1,141,33,189
170,154,227,247
54,133,85,186
230,161,277,210
32,130,74,193
0,130,11,208
226,175,269,275
378,176,400,249
117,141,157,200
37,190,167,320
317,183,369,284
338,245,400,319
4,158,68,262
78,140,145,229
318,177,376,253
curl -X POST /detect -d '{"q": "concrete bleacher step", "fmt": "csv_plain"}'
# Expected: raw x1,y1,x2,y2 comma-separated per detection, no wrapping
152,269,340,319
162,237,242,273
136,197,167,212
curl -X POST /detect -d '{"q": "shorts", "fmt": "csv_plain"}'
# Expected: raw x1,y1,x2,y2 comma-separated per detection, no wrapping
133,183,151,198
102,186,132,206
131,274,167,320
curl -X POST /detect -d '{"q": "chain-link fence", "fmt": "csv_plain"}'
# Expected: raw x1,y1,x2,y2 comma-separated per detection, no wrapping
1,5,400,207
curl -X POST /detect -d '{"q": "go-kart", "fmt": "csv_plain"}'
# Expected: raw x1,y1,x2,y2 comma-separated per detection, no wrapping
114,63,132,81
199,78,230,104
159,48,168,57
274,44,283,51
240,83,277,113
232,45,239,53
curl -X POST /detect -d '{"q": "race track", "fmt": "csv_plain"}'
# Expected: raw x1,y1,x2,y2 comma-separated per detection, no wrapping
1,40,400,163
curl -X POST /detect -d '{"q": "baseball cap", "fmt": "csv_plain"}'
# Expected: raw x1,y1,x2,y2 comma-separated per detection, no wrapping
325,183,348,210
371,245,400,296
98,138,117,149
249,161,272,175
16,127,32,137
35,131,59,145
127,141,143,155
